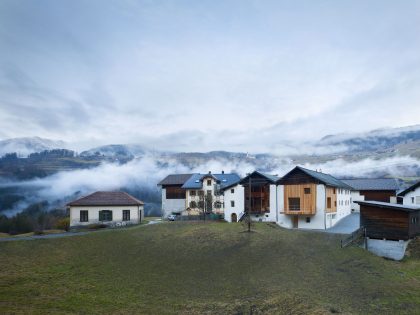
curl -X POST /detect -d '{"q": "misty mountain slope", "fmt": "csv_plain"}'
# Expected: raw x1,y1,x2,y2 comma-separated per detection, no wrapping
0,125,420,217
0,137,66,157
319,124,420,154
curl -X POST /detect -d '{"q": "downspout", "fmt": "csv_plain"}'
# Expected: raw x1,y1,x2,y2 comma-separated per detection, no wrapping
276,184,278,223
324,185,327,230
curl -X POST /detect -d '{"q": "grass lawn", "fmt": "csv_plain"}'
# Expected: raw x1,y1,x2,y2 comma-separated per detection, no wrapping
0,222,419,314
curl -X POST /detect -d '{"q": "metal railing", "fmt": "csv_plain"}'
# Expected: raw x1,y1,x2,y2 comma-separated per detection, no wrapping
341,227,365,248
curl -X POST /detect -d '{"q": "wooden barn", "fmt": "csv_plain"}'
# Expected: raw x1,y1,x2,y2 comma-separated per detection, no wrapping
356,201,420,240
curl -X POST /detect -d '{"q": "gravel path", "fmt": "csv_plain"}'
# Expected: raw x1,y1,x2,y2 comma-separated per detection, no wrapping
0,219,162,242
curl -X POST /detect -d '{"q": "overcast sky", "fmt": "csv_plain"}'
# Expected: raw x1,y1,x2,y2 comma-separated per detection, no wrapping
0,0,419,152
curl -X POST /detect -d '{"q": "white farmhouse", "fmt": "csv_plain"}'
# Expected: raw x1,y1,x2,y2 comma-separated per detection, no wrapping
340,178,399,211
398,180,420,206
158,172,241,218
221,183,245,222
181,171,241,216
67,191,144,227
276,167,352,229
158,174,193,218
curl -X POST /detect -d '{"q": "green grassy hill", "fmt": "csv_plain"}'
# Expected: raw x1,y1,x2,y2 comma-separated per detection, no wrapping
0,222,419,314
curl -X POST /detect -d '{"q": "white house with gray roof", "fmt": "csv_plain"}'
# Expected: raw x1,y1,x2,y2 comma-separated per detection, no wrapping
158,172,241,218
276,166,352,229
341,178,400,212
398,180,420,206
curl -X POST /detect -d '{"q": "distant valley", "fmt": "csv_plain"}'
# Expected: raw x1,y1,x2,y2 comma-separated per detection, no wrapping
0,124,419,217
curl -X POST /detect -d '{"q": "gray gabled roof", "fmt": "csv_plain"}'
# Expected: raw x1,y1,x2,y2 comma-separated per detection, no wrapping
157,174,194,186
355,200,420,212
67,191,144,206
278,166,352,189
341,178,399,191
239,171,280,185
398,180,420,197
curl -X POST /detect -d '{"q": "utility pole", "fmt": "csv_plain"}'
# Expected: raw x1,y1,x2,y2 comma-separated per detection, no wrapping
248,175,251,232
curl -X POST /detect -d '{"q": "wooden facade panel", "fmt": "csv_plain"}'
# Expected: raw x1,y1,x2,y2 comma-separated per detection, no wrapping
360,190,396,203
325,187,337,213
360,205,410,240
284,184,317,215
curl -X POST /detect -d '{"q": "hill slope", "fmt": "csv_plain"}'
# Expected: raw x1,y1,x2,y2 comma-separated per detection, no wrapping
0,222,419,314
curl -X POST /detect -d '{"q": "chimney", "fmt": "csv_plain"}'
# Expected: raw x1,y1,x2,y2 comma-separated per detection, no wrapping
208,171,211,174
222,170,225,174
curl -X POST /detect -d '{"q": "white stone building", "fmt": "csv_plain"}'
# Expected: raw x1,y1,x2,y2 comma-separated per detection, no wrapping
158,172,241,218
399,180,420,206
67,191,144,227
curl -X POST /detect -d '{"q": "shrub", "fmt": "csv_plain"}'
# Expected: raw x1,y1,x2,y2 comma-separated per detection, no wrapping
56,218,70,231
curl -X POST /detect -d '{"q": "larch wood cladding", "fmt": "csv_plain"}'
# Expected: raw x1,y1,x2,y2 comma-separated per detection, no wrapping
325,187,337,213
284,184,317,215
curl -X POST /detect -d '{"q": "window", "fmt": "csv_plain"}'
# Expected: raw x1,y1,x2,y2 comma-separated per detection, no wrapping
332,214,336,219
327,197,332,208
289,198,300,211
231,188,235,194
411,217,418,224
190,190,196,196
412,197,415,204
334,201,337,207
416,196,420,204
198,190,204,196
304,188,311,194
99,210,112,222
333,188,336,194
231,200,235,207
207,179,212,186
123,210,130,221
214,201,222,209
80,210,88,222
189,201,197,208
306,217,310,223
207,190,212,196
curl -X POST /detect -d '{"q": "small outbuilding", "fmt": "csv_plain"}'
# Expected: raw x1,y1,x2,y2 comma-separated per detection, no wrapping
356,200,420,241
67,191,144,227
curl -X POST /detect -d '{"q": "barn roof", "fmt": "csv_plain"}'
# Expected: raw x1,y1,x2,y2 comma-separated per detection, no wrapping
278,166,352,189
67,191,144,206
239,171,280,185
341,178,399,191
355,200,420,212
157,174,194,186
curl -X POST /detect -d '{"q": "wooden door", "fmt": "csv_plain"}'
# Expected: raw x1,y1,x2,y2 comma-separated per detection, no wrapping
292,216,298,228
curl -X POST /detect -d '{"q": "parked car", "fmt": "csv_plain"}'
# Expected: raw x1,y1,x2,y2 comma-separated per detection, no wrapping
168,214,178,221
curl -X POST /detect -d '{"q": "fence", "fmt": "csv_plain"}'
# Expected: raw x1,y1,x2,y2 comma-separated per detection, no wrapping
174,214,224,221
341,227,366,248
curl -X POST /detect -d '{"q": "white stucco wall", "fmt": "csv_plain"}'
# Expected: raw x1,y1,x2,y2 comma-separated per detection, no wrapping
402,187,420,206
223,184,245,222
161,188,186,218
69,205,143,227
334,188,352,226
297,184,327,230
186,177,225,214
350,191,364,212
366,238,409,261
277,185,293,228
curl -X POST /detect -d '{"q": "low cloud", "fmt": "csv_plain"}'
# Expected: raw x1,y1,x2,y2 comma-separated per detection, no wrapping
1,154,419,216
